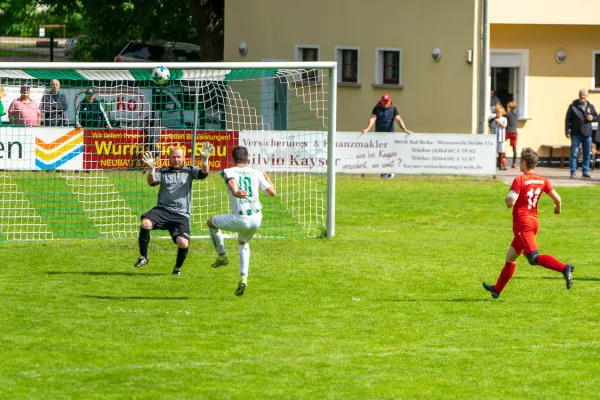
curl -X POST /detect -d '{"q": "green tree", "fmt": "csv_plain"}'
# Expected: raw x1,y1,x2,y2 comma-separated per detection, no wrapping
0,0,224,61
0,0,84,37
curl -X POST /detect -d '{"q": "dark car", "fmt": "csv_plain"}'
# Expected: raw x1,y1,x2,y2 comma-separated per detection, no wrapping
114,40,201,62
64,35,88,59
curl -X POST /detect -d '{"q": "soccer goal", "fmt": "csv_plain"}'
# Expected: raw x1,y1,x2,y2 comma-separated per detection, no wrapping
0,62,336,241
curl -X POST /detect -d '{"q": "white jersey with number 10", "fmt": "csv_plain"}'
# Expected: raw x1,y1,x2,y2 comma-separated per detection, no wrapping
222,167,272,216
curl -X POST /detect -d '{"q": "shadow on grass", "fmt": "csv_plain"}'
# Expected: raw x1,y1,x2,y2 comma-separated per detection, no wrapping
513,276,600,282
46,271,165,276
82,295,190,300
378,298,488,302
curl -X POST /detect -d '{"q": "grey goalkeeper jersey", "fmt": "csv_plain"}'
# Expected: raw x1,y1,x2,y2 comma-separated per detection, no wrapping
152,166,208,217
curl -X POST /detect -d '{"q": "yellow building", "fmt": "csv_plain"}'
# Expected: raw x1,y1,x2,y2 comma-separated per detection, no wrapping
224,0,600,159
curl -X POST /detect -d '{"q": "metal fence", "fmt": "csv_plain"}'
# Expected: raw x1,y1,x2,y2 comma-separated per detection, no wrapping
0,36,67,62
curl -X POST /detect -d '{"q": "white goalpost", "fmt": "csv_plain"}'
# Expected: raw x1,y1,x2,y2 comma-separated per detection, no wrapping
0,62,336,241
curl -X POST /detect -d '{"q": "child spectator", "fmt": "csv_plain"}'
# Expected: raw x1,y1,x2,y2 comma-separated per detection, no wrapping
505,102,519,168
490,103,507,170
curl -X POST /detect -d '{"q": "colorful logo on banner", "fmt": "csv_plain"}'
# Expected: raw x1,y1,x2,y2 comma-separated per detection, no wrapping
35,129,84,170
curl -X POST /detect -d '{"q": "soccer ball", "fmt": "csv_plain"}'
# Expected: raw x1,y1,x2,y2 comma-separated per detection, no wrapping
151,66,170,85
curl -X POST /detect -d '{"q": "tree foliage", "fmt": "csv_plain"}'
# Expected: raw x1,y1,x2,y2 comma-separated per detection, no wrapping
0,0,224,61
0,0,85,37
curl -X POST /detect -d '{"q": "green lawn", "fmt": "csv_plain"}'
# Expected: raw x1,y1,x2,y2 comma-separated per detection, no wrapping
1,175,599,399
0,48,46,57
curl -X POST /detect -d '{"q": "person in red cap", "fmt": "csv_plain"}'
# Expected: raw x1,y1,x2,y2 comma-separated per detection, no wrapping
361,94,412,134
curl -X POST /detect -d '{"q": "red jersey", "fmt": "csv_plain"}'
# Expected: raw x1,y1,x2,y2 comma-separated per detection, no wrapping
509,172,554,231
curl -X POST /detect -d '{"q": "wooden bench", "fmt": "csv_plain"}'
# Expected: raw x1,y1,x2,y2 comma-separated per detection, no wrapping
540,144,600,169
540,145,571,168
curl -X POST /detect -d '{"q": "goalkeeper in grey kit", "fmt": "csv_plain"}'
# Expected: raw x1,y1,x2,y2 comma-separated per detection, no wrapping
134,143,213,275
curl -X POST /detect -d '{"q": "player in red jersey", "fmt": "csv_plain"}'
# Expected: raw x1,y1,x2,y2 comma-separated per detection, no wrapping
483,147,574,298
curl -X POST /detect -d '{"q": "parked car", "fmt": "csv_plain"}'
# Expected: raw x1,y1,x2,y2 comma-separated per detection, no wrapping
113,40,201,62
64,35,87,59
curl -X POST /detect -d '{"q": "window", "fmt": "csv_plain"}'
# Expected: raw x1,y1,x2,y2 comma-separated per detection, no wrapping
295,45,320,83
301,47,318,62
375,47,402,86
594,51,600,89
383,51,400,84
335,47,359,84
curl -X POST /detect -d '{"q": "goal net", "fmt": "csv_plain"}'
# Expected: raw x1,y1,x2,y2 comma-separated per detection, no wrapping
0,62,336,242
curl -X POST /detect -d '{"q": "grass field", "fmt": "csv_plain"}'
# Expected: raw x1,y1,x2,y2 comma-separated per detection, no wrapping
2,175,600,399
0,48,46,57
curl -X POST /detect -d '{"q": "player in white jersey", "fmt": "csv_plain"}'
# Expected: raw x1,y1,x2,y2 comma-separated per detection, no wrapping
207,146,276,296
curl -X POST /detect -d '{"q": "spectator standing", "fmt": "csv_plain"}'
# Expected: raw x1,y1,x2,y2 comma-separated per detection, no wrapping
0,87,6,123
565,88,598,178
75,88,112,129
361,94,412,134
505,102,519,168
483,147,574,299
490,103,508,170
134,143,213,275
361,94,412,178
8,83,41,126
40,79,68,126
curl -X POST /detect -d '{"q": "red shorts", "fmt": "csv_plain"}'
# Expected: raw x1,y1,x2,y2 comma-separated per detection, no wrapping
506,132,518,147
511,228,538,255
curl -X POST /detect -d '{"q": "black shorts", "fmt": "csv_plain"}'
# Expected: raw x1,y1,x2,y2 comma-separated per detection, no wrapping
142,207,190,243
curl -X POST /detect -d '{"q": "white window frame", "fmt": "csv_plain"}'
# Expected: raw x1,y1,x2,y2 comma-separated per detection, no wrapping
592,50,600,90
334,46,360,85
490,49,529,119
375,47,403,87
294,44,320,84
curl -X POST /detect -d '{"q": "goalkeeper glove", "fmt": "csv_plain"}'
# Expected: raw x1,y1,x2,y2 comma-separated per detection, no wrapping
199,142,214,165
142,151,158,170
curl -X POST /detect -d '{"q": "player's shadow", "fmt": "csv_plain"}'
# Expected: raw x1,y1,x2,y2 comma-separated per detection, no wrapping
46,271,165,276
513,276,600,282
82,295,190,300
378,298,488,303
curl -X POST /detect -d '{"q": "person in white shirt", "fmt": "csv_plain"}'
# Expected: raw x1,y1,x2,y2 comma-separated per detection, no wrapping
490,103,508,170
207,146,276,296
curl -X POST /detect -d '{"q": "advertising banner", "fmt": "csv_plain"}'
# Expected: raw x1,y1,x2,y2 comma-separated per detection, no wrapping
83,129,238,170
2,127,495,175
239,131,496,175
0,127,83,170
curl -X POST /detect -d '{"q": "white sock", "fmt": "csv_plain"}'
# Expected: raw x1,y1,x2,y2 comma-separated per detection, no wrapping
239,243,249,277
209,227,226,258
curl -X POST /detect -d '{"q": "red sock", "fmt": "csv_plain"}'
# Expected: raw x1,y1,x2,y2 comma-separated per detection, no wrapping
537,254,566,273
495,262,516,293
